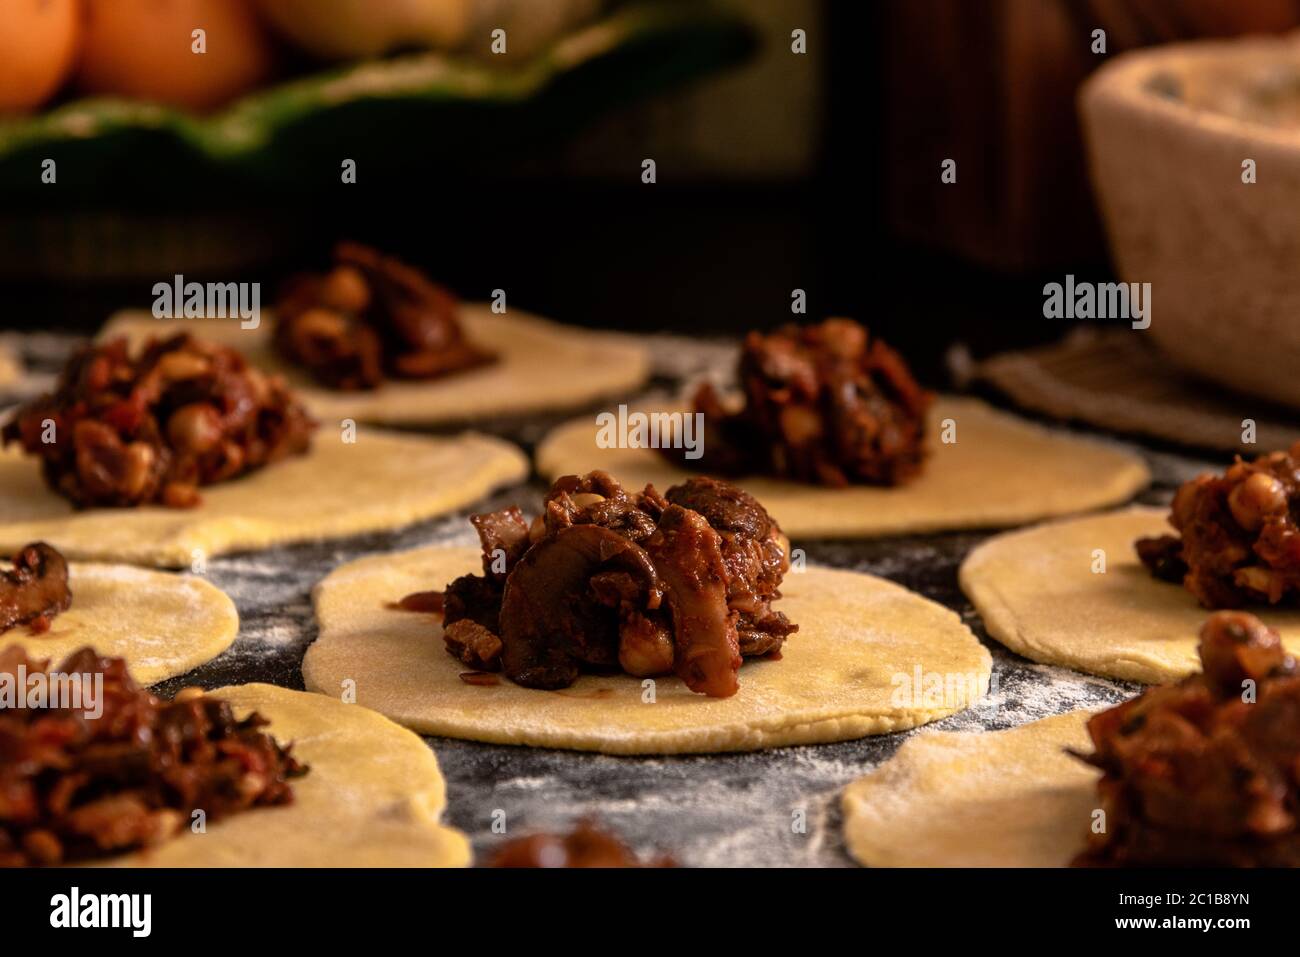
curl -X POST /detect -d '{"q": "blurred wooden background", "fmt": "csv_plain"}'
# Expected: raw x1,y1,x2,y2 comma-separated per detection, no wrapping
884,0,1300,270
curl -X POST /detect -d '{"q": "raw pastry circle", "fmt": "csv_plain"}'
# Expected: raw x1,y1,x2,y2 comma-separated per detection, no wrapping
106,684,470,867
535,396,1150,538
102,306,650,425
2,563,238,685
841,710,1099,867
0,429,528,567
0,345,19,388
960,506,1300,683
302,545,993,755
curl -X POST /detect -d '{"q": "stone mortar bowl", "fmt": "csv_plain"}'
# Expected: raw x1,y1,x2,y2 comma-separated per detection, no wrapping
1082,32,1300,410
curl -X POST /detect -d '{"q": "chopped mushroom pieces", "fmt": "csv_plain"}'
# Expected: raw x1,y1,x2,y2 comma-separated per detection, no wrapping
274,242,495,390
0,648,307,867
1074,612,1300,867
1137,443,1300,608
1,334,315,509
664,318,932,486
403,471,797,697
0,543,71,635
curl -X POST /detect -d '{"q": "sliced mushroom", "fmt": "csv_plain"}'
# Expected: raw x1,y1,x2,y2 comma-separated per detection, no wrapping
644,505,742,698
666,477,796,660
0,542,72,634
498,525,662,689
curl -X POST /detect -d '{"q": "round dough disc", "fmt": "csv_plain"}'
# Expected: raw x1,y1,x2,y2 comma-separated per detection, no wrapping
535,396,1150,538
0,345,19,388
102,306,650,425
104,684,470,867
0,429,528,567
302,545,993,755
842,710,1099,867
960,506,1300,683
3,563,237,685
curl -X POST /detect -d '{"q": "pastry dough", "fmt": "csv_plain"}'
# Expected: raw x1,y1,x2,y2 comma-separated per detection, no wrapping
0,429,528,567
960,506,1300,683
841,710,1099,867
105,684,470,867
535,396,1150,538
2,563,237,685
0,345,18,388
302,545,993,754
102,306,650,425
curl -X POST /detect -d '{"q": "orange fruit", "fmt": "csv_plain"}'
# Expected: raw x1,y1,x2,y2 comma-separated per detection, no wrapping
77,0,275,112
0,0,81,113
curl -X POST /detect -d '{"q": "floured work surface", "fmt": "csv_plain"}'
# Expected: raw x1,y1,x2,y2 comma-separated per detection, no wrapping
13,330,1204,866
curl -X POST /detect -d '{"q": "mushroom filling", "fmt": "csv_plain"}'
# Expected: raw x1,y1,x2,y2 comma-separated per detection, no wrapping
2,333,315,509
0,543,71,635
0,647,307,867
274,241,496,391
1137,443,1300,608
662,317,932,487
421,471,797,698
1074,612,1300,867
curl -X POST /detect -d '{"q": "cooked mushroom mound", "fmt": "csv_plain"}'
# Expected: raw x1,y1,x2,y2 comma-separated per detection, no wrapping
667,318,932,487
0,647,307,867
1074,611,1300,867
2,333,315,508
0,542,71,635
1137,443,1300,608
274,241,496,391
432,471,797,698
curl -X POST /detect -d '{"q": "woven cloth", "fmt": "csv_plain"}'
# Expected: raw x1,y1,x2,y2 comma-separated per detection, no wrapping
974,328,1300,454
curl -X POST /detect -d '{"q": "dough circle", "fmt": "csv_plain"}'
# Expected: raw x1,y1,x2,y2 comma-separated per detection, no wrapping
960,506,1300,683
102,306,650,425
0,429,528,567
302,545,993,755
535,396,1150,538
0,345,19,388
2,563,238,685
841,710,1099,867
105,684,470,867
